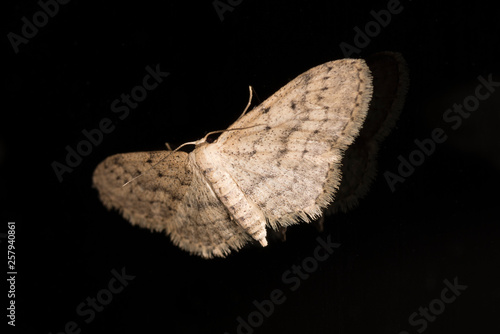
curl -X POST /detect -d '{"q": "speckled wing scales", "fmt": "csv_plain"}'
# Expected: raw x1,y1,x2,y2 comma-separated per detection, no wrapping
215,59,373,229
92,151,250,258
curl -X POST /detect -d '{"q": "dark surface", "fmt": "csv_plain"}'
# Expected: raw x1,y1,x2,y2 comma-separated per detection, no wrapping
3,1,499,333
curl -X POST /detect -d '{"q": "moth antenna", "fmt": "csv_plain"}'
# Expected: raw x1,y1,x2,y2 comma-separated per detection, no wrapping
122,89,263,188
122,123,265,188
122,173,144,187
234,85,254,122
122,147,182,188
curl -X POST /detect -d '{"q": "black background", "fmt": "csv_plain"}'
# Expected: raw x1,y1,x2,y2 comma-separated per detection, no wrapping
3,0,500,333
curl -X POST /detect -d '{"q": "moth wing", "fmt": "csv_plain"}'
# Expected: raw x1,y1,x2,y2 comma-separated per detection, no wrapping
92,151,250,258
213,59,373,228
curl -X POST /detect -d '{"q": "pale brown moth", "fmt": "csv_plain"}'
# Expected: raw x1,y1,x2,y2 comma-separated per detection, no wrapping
93,58,374,258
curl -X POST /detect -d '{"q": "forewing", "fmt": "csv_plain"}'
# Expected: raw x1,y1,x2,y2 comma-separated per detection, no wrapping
214,59,373,228
92,151,250,258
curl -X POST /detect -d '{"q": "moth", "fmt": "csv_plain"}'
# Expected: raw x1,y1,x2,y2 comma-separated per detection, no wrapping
93,58,374,258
